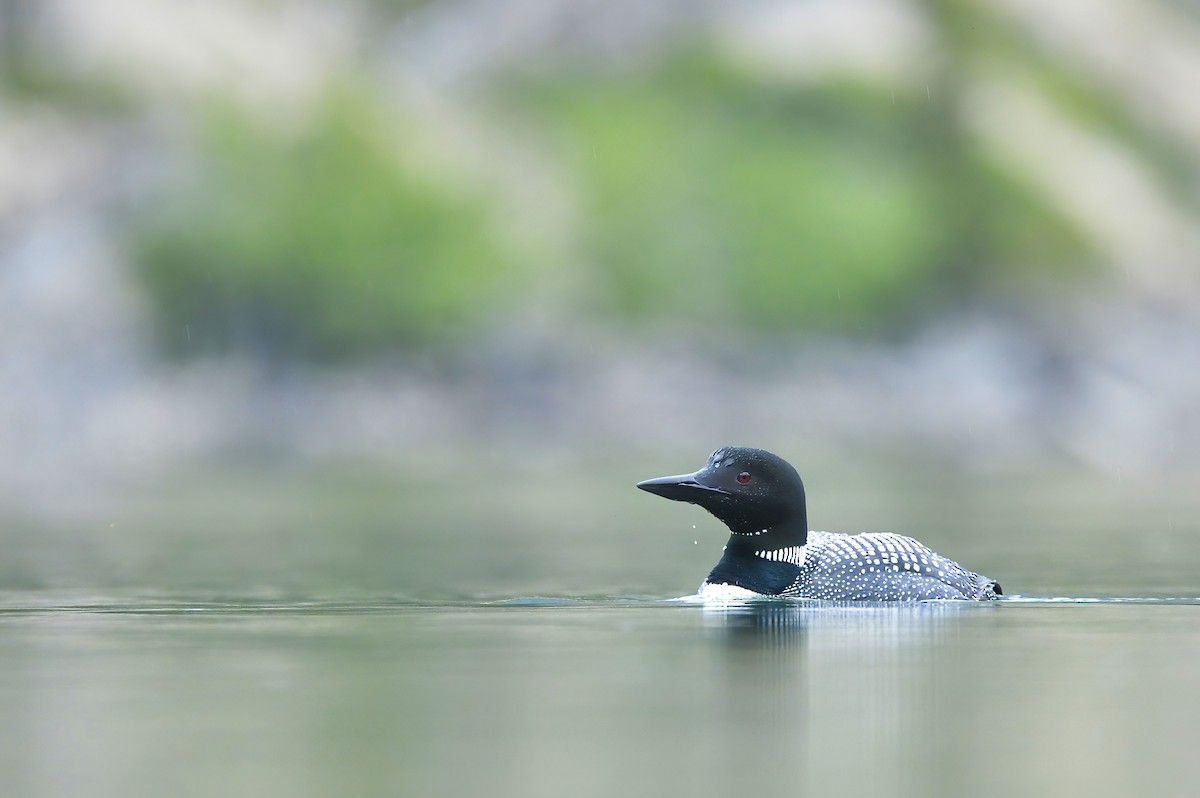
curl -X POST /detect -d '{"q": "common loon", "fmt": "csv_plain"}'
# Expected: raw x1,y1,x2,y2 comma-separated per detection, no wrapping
637,447,1002,601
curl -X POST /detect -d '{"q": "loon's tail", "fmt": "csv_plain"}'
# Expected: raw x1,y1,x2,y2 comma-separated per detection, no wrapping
976,578,1003,600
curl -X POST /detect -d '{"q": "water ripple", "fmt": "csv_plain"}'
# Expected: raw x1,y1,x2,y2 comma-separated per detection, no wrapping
0,592,1197,616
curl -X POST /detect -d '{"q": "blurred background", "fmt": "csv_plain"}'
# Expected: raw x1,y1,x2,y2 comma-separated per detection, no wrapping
2,0,1199,598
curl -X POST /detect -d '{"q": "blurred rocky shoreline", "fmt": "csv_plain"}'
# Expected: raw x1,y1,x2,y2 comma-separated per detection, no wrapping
3,238,1198,507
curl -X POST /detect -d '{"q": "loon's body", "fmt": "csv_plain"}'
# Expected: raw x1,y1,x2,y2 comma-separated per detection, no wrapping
704,529,999,601
637,447,1001,601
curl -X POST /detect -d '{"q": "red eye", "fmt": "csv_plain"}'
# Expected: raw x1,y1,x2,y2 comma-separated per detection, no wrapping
737,472,751,485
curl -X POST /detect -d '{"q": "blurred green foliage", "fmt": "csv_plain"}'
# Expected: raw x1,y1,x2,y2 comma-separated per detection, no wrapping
133,49,1094,359
135,89,516,360
516,54,1091,333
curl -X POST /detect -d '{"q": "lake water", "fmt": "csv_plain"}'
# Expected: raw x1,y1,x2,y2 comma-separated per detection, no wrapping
1,461,1197,797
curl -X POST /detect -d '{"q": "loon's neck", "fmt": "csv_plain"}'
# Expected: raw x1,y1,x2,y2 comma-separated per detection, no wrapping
705,519,808,596
725,517,808,550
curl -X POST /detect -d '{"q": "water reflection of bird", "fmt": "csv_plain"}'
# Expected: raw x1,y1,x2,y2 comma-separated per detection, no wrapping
702,601,810,649
700,600,980,647
693,599,992,797
639,447,1002,600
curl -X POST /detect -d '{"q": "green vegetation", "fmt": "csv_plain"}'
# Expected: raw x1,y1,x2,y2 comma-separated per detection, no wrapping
135,88,519,360
516,54,1091,333
8,1,1196,359
133,45,1102,359
519,64,946,331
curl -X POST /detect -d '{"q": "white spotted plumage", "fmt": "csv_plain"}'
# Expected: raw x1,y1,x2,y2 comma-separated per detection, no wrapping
706,530,1000,601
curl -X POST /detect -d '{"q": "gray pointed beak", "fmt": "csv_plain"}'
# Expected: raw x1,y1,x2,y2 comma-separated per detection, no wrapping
636,471,727,502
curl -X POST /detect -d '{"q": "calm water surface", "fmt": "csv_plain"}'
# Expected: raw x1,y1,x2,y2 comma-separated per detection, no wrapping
1,594,1198,798
1,463,1198,797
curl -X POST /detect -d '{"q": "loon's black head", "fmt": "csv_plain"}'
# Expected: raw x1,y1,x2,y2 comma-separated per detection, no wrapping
636,447,808,539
